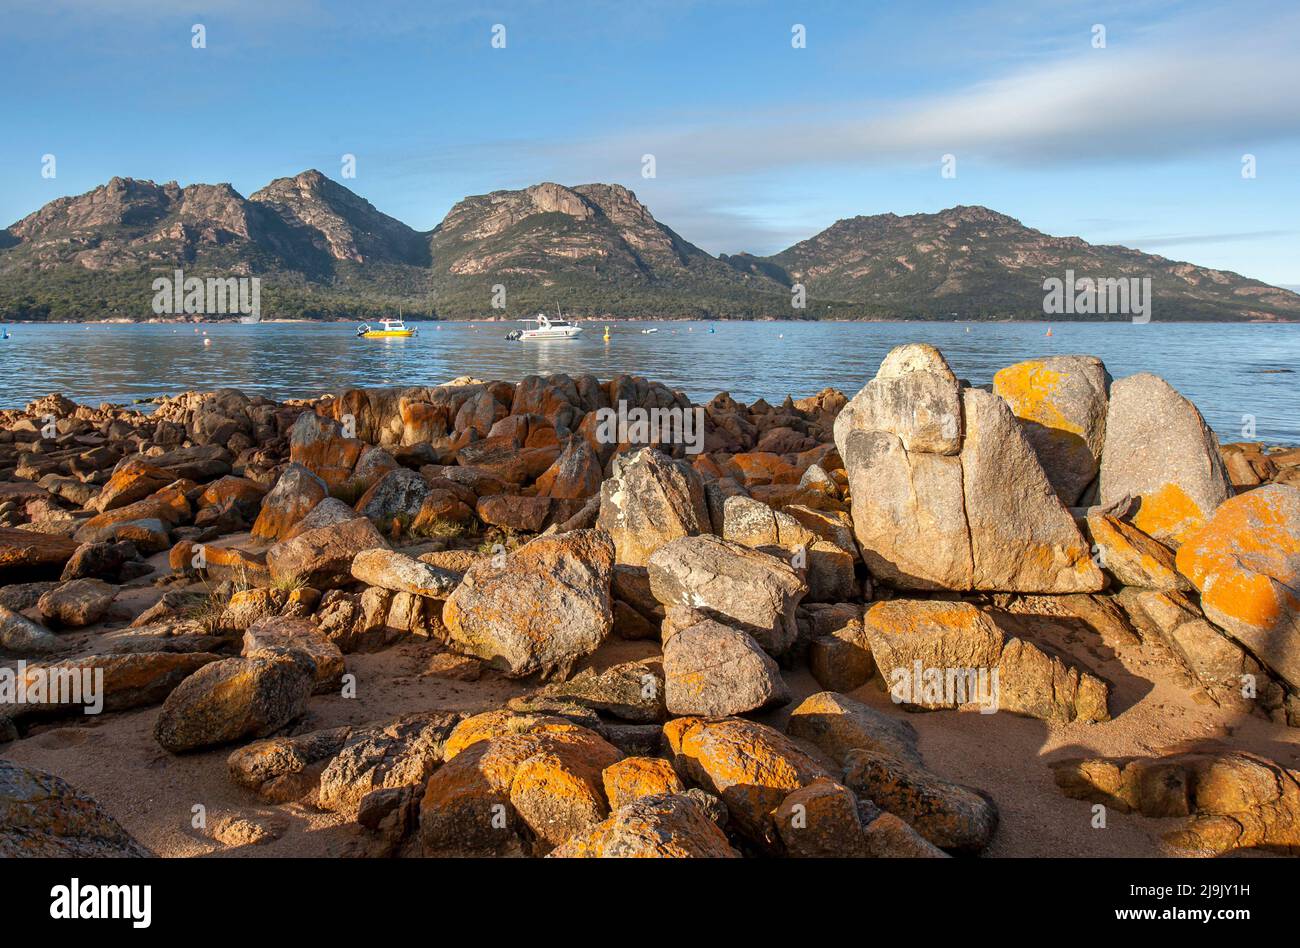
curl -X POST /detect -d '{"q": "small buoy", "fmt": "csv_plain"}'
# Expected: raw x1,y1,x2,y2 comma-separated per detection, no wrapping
203,337,212,346
1046,326,1053,337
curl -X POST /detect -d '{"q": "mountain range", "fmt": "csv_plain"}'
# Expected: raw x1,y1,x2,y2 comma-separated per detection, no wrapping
2,170,1297,322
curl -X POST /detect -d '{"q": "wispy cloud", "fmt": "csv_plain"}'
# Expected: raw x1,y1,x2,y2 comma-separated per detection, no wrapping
1113,230,1297,249
555,35,1300,178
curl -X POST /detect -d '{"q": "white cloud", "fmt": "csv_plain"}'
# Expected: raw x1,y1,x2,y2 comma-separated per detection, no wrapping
557,40,1300,178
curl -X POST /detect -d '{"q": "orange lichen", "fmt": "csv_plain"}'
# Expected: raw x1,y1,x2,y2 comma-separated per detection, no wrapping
1133,482,1207,547
1176,486,1300,630
993,361,1082,435
443,709,585,760
601,757,685,810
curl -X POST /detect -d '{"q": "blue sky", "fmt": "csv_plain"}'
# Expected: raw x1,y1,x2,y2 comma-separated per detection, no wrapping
2,0,1298,284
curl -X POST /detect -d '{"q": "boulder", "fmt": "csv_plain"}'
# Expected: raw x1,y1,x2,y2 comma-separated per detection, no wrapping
845,429,971,590
862,599,1110,723
349,548,460,598
992,355,1109,504
91,458,172,512
535,437,604,499
1221,443,1279,489
60,540,148,583
1098,373,1231,547
283,496,362,540
288,410,366,492
442,530,615,679
317,712,460,815
220,587,289,632
227,725,357,803
648,534,806,656
1175,484,1300,691
722,495,855,602
833,343,962,457
350,445,401,492
1087,512,1190,591
860,810,949,858
209,813,287,847
549,793,739,858
0,528,79,580
0,581,55,613
37,578,116,628
804,604,875,692
601,757,687,810
153,654,315,753
773,777,870,858
355,467,474,535
4,652,221,720
662,619,789,716
960,388,1103,592
0,605,61,654
250,463,328,542
0,759,150,857
443,709,590,760
266,516,387,590
508,660,666,723
787,691,922,767
419,724,622,856
78,518,170,555
662,716,831,847
597,448,710,566
843,349,1102,594
242,616,345,693
475,494,552,533
148,443,233,481
198,475,268,517
1053,751,1300,855
842,748,998,854
76,483,192,539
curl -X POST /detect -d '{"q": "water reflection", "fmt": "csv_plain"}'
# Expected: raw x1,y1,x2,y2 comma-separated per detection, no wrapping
0,320,1296,442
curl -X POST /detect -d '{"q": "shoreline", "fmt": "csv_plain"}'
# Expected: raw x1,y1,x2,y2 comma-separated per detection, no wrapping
5,315,1300,326
3,375,1298,451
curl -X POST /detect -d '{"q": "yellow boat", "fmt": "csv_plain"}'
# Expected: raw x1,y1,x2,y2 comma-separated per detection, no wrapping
357,318,417,338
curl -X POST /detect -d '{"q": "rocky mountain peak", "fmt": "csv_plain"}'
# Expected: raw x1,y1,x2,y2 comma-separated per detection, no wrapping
249,170,428,266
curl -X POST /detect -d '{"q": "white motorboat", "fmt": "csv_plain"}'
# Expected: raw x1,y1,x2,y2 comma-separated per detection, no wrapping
506,311,583,340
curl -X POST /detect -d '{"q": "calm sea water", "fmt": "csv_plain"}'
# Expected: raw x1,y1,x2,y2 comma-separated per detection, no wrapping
1,320,1297,443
